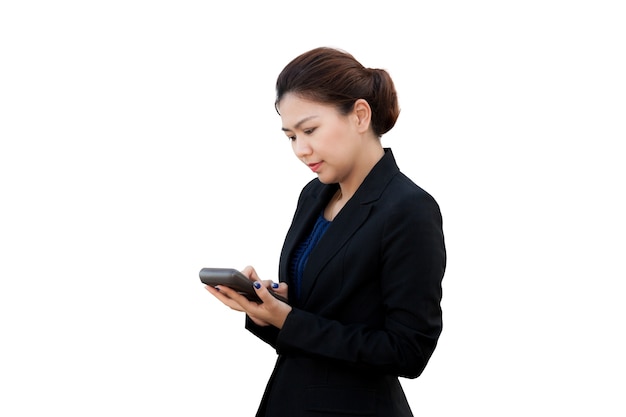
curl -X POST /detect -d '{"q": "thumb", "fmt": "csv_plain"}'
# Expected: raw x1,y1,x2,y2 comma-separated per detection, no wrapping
271,282,289,298
253,281,272,303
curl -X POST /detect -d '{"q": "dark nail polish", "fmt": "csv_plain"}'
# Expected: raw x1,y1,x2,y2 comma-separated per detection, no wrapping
253,281,261,289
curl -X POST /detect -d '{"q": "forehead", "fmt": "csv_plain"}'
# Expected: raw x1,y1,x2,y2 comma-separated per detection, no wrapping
278,93,339,129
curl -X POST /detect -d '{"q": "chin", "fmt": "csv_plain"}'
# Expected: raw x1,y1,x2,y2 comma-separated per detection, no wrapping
316,173,336,184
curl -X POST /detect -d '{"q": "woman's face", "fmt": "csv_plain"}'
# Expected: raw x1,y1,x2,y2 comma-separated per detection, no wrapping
278,93,362,185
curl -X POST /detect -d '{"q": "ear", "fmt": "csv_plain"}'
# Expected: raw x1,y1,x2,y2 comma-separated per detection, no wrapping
352,99,372,133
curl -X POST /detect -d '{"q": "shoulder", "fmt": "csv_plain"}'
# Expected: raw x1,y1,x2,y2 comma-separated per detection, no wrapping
380,172,443,223
387,172,440,207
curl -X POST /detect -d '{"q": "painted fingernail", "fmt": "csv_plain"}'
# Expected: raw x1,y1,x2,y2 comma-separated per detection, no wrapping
253,281,261,289
271,282,280,289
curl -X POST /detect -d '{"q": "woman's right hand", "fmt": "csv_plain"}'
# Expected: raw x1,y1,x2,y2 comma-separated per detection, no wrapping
206,265,291,328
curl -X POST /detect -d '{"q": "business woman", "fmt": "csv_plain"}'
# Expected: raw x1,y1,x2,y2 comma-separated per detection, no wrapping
206,47,446,417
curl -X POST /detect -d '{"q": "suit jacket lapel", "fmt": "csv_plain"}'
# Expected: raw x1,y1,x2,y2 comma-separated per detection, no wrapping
298,199,372,305
296,149,401,306
278,183,337,286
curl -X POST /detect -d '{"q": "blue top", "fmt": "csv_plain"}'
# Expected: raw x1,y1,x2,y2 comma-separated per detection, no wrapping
289,213,331,300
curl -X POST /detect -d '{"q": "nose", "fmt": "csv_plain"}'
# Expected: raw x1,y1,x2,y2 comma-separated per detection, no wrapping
292,136,312,158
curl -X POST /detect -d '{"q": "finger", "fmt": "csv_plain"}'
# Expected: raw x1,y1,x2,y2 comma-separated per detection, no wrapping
216,285,250,303
206,285,247,311
241,265,259,281
263,281,288,297
252,281,269,301
253,280,280,305
206,285,242,310
273,282,289,299
262,279,277,289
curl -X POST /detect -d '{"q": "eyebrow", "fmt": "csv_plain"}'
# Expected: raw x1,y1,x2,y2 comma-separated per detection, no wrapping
281,115,318,132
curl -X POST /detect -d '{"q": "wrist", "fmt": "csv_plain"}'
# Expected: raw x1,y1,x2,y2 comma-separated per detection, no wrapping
274,305,293,329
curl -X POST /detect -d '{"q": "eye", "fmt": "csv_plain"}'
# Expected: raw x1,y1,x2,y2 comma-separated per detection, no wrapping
286,134,296,141
303,127,316,135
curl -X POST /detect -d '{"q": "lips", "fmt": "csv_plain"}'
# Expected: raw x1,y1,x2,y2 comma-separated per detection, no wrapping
308,161,323,173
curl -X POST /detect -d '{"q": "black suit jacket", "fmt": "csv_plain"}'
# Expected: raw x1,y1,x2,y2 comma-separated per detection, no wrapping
247,149,446,417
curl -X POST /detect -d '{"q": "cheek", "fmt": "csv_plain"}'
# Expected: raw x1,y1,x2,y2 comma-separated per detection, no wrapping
323,125,350,152
327,129,358,161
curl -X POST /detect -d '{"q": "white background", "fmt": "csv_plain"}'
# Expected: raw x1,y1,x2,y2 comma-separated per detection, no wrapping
1,1,624,415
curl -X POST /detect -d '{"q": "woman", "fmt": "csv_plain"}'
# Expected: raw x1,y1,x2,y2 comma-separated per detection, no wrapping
206,47,446,417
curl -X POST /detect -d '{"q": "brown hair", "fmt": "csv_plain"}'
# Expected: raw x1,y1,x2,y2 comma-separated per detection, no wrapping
275,47,400,137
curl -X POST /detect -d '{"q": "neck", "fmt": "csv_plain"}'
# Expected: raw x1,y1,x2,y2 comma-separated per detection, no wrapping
338,142,384,200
